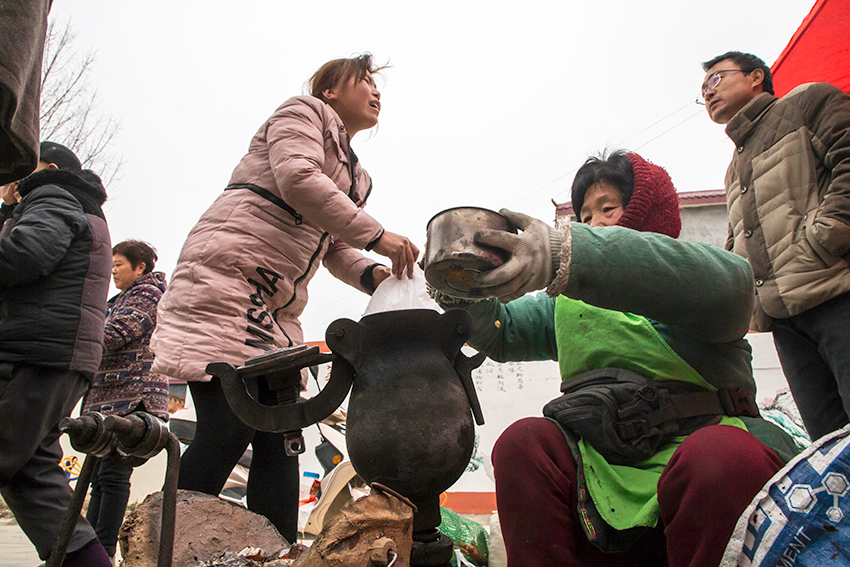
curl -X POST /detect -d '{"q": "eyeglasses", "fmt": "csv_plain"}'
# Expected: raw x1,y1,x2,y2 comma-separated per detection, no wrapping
696,69,748,105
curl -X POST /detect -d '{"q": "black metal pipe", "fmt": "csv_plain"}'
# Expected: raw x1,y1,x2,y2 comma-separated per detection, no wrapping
107,412,169,460
103,413,146,440
60,413,114,457
157,433,180,567
46,455,100,567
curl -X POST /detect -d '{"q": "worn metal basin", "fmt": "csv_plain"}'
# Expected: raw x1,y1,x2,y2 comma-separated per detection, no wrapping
424,207,516,298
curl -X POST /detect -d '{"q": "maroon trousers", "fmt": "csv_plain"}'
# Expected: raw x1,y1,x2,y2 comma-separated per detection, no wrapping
492,418,783,567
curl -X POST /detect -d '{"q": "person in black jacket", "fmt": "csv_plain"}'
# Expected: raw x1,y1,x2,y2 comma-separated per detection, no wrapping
0,142,113,567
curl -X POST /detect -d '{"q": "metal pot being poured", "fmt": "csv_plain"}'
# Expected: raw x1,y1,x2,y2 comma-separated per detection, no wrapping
424,206,516,299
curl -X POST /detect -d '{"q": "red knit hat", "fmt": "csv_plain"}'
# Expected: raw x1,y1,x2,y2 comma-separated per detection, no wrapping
617,153,681,238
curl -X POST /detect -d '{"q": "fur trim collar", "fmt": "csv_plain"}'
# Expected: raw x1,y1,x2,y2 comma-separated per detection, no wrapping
16,168,107,205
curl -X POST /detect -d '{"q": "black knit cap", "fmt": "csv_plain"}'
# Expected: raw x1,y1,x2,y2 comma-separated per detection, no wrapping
39,141,82,171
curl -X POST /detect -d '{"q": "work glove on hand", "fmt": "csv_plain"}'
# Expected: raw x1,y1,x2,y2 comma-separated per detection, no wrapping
472,209,562,303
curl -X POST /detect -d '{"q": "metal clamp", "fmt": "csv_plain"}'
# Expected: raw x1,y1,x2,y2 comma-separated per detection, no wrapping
208,345,353,456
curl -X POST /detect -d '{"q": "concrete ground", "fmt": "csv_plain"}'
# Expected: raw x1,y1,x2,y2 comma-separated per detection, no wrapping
0,502,124,567
0,518,41,567
0,503,486,567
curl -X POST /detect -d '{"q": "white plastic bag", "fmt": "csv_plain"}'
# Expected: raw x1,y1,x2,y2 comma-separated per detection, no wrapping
362,265,442,316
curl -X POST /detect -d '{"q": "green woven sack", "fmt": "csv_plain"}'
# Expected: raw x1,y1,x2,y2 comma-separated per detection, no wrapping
439,506,490,566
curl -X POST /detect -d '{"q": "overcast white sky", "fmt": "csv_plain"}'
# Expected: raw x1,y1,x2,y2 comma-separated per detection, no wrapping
49,0,815,341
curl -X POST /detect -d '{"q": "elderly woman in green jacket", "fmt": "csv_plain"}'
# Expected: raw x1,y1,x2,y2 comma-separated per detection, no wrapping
431,151,798,567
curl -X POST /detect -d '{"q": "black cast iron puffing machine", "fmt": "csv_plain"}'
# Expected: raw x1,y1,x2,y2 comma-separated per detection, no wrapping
208,308,486,567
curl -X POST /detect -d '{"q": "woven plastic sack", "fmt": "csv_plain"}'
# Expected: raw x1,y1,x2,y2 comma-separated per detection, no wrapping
439,506,489,566
721,424,850,566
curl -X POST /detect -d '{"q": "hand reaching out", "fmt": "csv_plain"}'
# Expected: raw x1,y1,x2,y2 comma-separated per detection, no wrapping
372,231,420,279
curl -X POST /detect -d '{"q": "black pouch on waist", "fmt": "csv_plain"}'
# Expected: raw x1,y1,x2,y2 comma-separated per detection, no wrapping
542,367,758,466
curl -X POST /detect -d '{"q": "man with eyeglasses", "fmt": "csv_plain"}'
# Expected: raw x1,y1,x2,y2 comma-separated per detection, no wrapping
701,50,850,443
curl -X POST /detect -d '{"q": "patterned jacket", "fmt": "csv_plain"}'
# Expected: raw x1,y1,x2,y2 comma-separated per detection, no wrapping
724,83,850,331
82,272,169,420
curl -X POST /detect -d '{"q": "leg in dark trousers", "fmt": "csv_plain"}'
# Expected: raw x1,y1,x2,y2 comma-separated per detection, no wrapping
86,452,134,557
657,425,783,567
0,362,111,565
492,417,666,567
179,377,299,542
771,291,850,441
178,379,254,497
247,429,299,541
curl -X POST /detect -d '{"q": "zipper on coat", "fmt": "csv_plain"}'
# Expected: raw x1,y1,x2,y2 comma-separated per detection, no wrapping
278,232,331,312
346,136,358,199
271,139,371,316
359,181,373,207
225,183,303,225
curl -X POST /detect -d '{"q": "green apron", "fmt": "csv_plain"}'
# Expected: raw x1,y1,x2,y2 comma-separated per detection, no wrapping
554,296,746,530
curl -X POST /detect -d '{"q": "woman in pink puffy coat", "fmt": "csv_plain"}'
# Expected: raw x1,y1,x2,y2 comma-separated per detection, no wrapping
150,53,418,541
